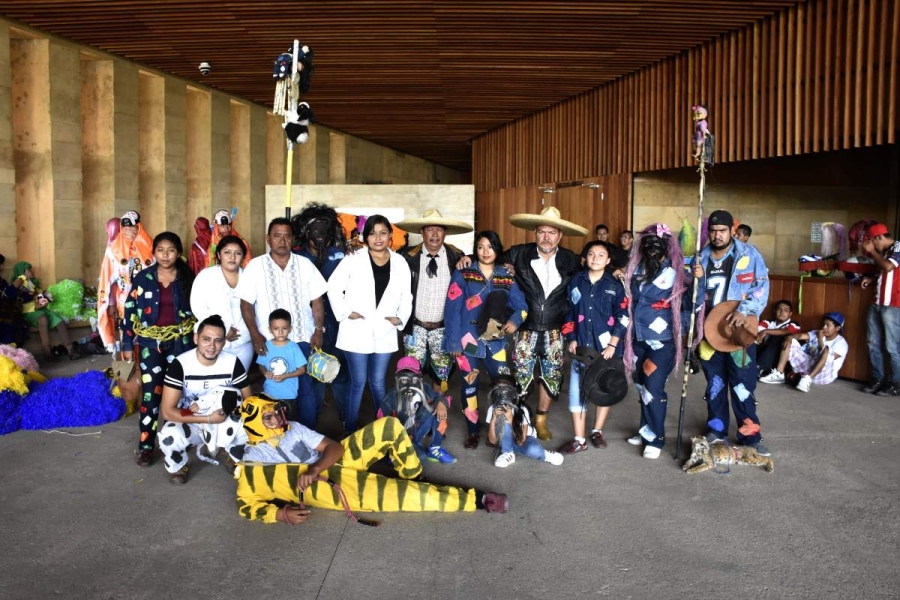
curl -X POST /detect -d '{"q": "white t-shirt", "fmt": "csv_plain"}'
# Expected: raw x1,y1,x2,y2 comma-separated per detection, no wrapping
486,404,536,438
803,332,849,372
164,349,249,409
241,422,325,465
236,253,327,343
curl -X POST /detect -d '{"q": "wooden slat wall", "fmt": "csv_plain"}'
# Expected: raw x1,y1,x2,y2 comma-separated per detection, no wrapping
474,174,632,254
473,0,900,191
767,275,874,381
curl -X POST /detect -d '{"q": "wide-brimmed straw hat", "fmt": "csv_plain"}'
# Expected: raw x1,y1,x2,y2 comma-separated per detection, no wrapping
703,300,759,352
508,206,588,237
394,208,473,236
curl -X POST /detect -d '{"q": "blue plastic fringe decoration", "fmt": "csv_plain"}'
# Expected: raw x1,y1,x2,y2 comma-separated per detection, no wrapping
0,389,24,435
19,370,125,430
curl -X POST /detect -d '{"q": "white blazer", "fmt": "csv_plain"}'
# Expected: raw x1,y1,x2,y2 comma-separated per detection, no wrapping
190,266,251,348
327,249,412,354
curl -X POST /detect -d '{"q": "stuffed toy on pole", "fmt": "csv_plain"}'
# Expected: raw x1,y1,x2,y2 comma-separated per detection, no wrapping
675,104,715,461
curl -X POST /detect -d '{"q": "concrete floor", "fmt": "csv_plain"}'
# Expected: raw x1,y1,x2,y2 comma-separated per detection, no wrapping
1,330,898,599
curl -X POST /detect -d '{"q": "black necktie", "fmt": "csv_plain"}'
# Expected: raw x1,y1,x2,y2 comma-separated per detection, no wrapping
426,254,438,278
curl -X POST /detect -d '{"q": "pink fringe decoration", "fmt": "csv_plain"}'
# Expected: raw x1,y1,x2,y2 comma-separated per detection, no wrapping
0,345,39,373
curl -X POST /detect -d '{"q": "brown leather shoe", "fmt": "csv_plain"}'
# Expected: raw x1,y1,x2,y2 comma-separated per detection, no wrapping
169,466,189,485
590,431,607,448
534,413,552,441
557,439,588,454
136,450,153,467
464,433,480,449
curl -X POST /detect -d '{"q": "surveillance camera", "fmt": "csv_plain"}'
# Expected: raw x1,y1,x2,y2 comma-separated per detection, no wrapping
199,62,211,76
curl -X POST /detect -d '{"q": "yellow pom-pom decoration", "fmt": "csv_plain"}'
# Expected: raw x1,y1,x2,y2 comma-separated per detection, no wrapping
0,356,29,396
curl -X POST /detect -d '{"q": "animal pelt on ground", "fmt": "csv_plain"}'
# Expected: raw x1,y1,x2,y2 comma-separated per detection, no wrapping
682,435,774,474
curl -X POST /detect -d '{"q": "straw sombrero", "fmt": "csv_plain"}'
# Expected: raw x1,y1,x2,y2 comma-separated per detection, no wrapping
508,206,589,237
703,300,759,353
394,208,473,236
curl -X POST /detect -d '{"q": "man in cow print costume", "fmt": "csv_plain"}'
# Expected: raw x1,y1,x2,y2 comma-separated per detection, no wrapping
158,315,252,484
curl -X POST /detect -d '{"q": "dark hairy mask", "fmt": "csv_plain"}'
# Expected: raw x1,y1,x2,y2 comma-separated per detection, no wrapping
639,234,668,282
396,370,432,423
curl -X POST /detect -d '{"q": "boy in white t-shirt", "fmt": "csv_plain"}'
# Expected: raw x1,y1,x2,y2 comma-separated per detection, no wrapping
759,312,849,393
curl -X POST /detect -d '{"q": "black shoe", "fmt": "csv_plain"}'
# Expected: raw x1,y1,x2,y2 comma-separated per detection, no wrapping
875,383,900,397
689,355,701,374
863,379,885,394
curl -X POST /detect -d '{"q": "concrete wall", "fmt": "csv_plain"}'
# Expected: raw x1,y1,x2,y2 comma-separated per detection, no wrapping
266,184,476,252
0,17,462,288
633,147,898,274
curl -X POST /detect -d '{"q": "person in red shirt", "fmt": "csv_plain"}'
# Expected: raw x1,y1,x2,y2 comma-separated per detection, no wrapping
756,299,802,379
860,223,900,395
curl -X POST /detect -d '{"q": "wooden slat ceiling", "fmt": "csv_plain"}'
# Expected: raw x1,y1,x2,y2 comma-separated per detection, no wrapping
0,0,804,172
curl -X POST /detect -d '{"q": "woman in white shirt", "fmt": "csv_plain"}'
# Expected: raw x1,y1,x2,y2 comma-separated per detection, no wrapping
328,215,412,433
190,235,254,373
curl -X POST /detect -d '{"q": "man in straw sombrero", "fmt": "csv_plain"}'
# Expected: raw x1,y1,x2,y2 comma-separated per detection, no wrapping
395,208,474,395
499,206,587,441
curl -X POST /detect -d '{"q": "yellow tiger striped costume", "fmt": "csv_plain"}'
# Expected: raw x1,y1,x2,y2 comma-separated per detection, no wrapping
236,416,477,523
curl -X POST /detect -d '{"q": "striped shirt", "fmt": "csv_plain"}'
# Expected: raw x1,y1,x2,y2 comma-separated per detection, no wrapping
874,241,900,307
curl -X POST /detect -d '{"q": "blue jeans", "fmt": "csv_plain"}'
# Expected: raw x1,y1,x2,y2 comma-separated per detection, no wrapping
412,412,444,455
307,344,351,421
500,423,546,461
867,304,900,383
295,341,323,430
343,350,392,433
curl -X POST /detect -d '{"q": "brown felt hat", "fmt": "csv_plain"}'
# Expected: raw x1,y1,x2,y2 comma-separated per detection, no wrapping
703,300,759,352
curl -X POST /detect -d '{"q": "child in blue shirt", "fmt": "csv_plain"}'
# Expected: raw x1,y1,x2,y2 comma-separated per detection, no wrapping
257,309,307,417
559,241,628,454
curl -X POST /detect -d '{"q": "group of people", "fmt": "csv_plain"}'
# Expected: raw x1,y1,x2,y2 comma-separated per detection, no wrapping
8,199,896,526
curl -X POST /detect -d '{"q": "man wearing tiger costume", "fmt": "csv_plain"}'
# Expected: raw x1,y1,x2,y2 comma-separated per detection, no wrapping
236,396,508,524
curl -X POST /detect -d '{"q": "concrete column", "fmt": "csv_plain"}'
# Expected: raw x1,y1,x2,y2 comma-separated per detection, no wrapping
11,38,55,280
297,123,318,184
314,126,330,184
164,78,186,244
266,112,284,185
210,93,231,219
0,23,16,264
230,100,251,248
81,57,115,284
186,86,212,229
329,132,346,184
138,71,165,239
249,105,268,254
112,61,139,218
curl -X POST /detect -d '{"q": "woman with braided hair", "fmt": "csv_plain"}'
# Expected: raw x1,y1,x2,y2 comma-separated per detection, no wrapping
123,232,196,467
622,223,689,459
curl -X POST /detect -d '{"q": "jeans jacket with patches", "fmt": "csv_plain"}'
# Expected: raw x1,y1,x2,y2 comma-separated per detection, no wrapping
443,265,528,359
122,264,194,353
692,239,770,318
629,259,686,343
563,270,627,356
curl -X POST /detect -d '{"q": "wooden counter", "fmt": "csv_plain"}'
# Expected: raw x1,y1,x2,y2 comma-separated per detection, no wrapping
766,274,874,382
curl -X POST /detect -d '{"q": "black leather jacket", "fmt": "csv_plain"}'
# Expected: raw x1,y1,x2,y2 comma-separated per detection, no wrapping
401,243,464,335
503,243,582,332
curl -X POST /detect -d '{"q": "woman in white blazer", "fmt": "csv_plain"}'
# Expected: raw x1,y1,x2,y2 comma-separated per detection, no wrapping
189,235,254,373
327,215,412,432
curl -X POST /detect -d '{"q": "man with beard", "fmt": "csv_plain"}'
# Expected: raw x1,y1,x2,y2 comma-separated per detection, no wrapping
238,218,327,429
691,210,771,455
623,224,688,459
291,203,351,414
395,209,473,394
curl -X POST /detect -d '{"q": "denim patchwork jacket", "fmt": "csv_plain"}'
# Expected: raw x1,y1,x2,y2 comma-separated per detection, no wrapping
692,239,770,318
122,264,194,352
563,270,628,356
629,259,689,343
443,265,528,359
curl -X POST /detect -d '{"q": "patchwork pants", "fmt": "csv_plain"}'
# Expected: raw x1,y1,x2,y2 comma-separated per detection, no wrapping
700,341,762,445
632,340,676,449
513,329,564,399
159,416,248,474
136,337,179,452
236,417,477,523
456,341,512,435
403,325,452,386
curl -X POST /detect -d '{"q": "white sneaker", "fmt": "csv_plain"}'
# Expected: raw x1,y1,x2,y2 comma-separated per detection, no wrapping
643,446,662,459
626,435,643,446
759,370,786,384
797,375,812,393
543,450,564,466
494,452,516,468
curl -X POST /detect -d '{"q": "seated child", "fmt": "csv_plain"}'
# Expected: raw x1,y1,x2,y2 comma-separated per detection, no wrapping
257,309,307,420
486,376,563,468
236,396,509,524
378,357,455,464
756,299,802,378
759,312,848,392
